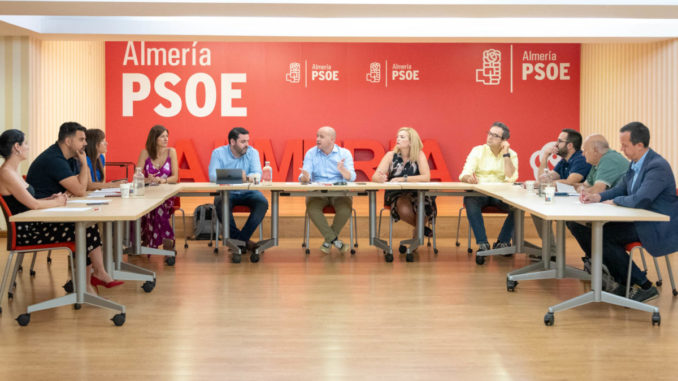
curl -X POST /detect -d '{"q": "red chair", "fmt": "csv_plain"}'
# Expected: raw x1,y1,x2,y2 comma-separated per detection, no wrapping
302,205,358,254
625,242,677,298
0,196,76,315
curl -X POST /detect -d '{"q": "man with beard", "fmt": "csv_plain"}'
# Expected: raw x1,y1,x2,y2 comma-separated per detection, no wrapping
208,127,269,253
532,128,592,259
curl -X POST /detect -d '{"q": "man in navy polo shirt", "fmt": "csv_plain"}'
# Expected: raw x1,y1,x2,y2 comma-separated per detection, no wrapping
27,121,90,198
532,128,592,258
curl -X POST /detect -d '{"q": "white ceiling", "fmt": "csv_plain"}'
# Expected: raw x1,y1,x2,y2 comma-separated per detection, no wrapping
1,1,678,41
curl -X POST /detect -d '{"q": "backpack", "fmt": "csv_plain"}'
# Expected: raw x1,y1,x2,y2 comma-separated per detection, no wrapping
192,204,216,240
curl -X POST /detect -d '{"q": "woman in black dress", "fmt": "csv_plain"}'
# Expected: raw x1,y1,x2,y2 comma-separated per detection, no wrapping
0,129,122,294
372,127,436,235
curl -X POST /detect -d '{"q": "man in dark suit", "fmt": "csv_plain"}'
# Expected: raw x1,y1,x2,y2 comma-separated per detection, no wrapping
576,122,678,302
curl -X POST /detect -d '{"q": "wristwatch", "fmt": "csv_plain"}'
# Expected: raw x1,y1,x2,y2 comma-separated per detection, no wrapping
502,153,510,158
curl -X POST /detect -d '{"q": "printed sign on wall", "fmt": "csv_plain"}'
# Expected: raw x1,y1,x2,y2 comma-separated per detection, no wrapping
105,42,580,181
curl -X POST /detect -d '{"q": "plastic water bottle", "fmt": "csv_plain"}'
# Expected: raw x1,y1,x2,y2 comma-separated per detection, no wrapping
262,161,273,183
133,167,145,197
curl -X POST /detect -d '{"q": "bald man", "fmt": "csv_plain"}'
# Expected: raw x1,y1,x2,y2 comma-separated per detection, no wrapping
299,126,356,254
577,134,629,194
567,133,629,292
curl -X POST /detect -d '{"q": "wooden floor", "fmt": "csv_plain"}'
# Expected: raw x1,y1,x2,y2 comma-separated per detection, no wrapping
1,236,677,380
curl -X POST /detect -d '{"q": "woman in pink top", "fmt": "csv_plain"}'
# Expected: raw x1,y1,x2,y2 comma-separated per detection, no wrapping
136,125,179,250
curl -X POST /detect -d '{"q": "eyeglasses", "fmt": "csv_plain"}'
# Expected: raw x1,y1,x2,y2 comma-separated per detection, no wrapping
487,131,503,139
557,139,568,145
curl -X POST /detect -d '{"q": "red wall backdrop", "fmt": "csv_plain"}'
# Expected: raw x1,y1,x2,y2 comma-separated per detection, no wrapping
105,41,580,182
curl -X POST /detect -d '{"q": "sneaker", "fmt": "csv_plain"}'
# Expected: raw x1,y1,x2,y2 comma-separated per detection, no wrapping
320,242,332,254
582,256,591,274
601,264,618,292
629,286,659,303
493,241,511,249
477,242,490,252
333,239,349,254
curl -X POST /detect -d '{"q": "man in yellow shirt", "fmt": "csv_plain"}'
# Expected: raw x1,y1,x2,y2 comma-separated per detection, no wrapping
459,122,519,259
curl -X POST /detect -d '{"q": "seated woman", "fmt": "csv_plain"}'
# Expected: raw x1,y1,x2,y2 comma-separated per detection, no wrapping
0,129,122,294
372,127,436,236
85,128,119,190
136,125,179,250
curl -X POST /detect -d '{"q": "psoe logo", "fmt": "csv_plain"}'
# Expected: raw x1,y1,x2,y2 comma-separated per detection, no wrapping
366,62,381,83
285,62,301,83
475,49,501,85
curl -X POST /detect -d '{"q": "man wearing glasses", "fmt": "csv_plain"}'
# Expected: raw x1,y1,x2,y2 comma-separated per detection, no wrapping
459,122,518,255
533,128,592,260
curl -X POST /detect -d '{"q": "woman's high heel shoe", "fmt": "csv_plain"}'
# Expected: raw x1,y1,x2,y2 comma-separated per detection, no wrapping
91,275,124,289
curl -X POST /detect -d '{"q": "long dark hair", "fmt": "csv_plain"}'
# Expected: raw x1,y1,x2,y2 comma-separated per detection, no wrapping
145,125,168,160
0,129,25,159
85,128,105,181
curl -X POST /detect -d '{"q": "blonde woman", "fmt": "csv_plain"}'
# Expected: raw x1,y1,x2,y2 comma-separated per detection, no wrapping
372,127,436,235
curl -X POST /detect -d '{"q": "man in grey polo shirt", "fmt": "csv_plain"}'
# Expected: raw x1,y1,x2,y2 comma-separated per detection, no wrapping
567,133,629,292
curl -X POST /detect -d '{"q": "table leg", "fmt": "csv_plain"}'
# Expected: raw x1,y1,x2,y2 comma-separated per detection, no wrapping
367,190,392,256
254,190,278,253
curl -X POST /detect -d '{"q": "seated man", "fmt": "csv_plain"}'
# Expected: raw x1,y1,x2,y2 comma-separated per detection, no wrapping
566,134,629,290
299,126,356,254
579,122,678,302
533,128,591,258
209,127,269,252
459,122,518,252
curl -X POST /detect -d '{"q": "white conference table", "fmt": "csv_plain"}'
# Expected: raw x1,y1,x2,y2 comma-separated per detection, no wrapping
475,183,670,326
9,184,181,326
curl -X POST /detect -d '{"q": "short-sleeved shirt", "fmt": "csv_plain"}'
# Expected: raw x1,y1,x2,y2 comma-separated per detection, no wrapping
586,149,629,188
300,145,356,183
458,144,518,183
553,150,591,181
26,143,80,199
86,154,106,182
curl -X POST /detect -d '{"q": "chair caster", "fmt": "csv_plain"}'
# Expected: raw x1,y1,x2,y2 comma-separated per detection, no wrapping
16,313,30,326
30,270,36,277
475,255,486,265
467,248,473,254
47,257,52,264
142,279,156,293
165,256,176,266
350,249,355,255
250,253,260,263
544,312,554,326
673,289,678,296
656,280,663,287
208,242,213,247
652,312,661,326
354,243,358,248
112,313,126,326
507,279,518,292
18,265,23,273
455,241,460,247
427,242,431,247
232,254,242,264
406,253,414,262
305,249,310,255
8,292,13,300
433,248,439,254
385,253,394,263
398,245,407,254
184,243,189,249
74,303,82,310
63,280,74,293
213,247,219,254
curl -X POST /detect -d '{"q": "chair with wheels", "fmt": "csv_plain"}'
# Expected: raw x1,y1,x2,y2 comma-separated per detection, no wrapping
455,205,509,264
377,203,437,261
0,196,76,315
625,242,677,298
302,205,358,255
213,205,264,263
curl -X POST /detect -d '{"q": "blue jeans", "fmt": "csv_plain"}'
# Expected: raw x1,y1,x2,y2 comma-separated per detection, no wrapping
463,196,514,245
215,190,269,242
566,221,648,286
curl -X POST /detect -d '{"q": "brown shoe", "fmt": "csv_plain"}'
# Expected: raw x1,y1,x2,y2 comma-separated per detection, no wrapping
163,238,176,251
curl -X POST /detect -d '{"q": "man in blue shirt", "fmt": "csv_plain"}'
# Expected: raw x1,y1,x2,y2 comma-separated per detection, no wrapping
208,127,268,252
580,122,678,303
533,128,592,259
299,126,356,254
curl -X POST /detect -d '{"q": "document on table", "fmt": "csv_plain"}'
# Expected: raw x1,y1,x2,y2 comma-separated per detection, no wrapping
555,182,579,196
88,188,121,197
43,207,92,212
68,199,110,205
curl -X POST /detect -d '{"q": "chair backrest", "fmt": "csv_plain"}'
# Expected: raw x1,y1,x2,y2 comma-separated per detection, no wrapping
0,195,17,251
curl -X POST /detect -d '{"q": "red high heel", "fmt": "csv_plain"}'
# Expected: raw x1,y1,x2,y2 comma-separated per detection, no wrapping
91,275,124,289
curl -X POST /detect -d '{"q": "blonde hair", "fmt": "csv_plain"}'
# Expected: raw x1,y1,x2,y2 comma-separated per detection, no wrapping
393,127,423,161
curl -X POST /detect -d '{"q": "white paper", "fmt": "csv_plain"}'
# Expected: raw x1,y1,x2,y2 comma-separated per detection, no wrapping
555,182,579,196
42,207,92,212
68,199,110,205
